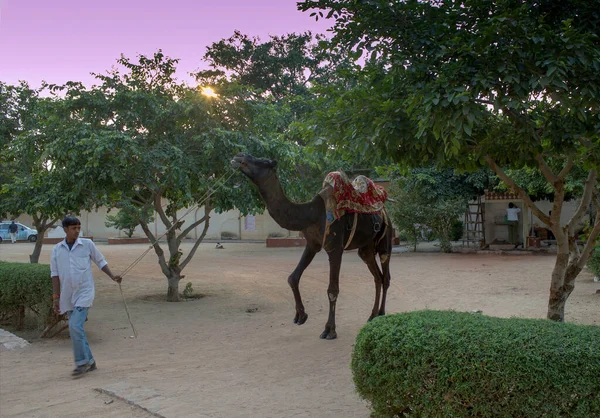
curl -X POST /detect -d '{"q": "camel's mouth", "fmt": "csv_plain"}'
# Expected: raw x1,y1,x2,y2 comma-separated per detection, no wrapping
230,156,244,169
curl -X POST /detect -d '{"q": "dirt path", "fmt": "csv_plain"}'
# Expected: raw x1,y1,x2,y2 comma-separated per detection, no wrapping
1,242,598,417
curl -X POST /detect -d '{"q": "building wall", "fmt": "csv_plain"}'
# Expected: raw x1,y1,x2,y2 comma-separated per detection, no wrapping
12,205,295,241
484,199,583,244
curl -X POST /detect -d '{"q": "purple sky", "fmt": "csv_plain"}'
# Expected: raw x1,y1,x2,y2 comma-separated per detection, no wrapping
0,0,331,88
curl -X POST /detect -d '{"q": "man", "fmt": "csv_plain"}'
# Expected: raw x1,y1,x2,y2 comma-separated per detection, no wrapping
506,202,521,246
8,221,18,244
50,216,122,377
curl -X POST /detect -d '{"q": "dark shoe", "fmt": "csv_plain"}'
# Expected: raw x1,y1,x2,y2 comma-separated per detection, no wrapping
72,361,95,377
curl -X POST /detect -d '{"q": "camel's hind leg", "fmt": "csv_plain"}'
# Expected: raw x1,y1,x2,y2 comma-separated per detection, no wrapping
358,246,384,321
377,227,393,316
378,252,391,316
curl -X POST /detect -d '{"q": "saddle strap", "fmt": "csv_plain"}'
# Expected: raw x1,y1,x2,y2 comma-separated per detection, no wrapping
344,212,359,250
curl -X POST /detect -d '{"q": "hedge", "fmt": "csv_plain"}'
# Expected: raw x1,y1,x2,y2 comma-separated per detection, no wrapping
0,261,53,328
587,245,600,277
351,310,600,417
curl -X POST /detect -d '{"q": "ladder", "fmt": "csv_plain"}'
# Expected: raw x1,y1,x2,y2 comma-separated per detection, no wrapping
463,196,485,247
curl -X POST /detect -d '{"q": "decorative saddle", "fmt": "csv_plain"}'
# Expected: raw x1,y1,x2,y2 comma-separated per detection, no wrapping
320,171,388,221
319,171,389,251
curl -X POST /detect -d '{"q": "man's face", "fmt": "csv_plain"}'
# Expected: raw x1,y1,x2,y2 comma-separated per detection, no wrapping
63,224,81,242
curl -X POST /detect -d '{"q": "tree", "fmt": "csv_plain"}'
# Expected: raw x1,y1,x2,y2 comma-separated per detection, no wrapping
105,203,154,238
299,0,600,321
387,167,491,252
54,51,317,301
0,82,96,263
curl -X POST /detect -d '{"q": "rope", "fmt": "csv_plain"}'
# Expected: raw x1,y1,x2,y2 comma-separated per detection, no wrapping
119,282,137,338
116,168,238,338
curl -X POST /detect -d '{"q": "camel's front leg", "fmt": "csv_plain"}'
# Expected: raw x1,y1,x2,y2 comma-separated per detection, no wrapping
321,248,342,340
288,246,317,325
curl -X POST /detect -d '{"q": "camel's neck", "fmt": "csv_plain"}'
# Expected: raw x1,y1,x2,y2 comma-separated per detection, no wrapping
254,172,322,231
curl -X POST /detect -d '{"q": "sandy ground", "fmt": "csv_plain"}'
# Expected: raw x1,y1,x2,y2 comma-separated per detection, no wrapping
0,241,598,418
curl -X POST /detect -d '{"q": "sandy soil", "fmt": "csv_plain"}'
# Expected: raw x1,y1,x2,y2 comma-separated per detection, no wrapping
0,241,598,417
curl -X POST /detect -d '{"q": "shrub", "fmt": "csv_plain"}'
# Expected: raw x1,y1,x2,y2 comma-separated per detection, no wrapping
220,231,238,240
105,204,154,238
351,310,600,418
587,245,600,277
0,262,53,329
450,219,464,241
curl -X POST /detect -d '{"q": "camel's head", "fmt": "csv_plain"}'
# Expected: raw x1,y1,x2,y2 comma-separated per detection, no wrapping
231,153,277,181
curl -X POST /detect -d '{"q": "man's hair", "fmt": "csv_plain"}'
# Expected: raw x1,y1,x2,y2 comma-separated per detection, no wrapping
62,216,81,228
508,202,514,208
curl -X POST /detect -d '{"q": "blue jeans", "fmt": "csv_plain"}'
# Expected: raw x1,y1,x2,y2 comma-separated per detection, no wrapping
67,307,94,367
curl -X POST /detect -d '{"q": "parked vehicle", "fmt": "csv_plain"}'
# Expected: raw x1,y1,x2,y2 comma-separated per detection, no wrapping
0,221,38,242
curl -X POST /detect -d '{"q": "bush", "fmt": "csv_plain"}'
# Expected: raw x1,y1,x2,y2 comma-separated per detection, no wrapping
587,245,600,277
0,262,53,329
450,219,464,241
351,310,600,418
105,204,154,238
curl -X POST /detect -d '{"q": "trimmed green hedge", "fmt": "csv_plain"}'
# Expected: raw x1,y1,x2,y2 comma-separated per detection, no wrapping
0,261,53,328
351,310,600,417
587,245,600,277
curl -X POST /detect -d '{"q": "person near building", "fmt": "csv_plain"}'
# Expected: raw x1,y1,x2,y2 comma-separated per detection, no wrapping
506,202,521,245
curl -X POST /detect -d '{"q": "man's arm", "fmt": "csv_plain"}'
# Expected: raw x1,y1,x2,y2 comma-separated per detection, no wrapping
101,265,122,283
51,276,60,314
88,241,122,283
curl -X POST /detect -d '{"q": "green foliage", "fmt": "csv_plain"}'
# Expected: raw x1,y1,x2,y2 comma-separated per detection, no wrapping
105,204,154,238
0,262,53,327
0,82,93,262
587,246,600,277
450,219,464,242
299,0,600,170
388,168,479,252
182,282,194,298
352,310,600,418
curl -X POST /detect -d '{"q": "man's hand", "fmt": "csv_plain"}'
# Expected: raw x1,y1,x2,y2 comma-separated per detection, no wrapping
112,275,122,284
53,299,60,315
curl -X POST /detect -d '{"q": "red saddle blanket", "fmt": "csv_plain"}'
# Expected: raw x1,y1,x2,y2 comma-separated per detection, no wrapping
322,171,387,220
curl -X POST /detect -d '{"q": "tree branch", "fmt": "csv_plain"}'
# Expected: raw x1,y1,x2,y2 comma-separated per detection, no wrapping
139,219,170,277
576,216,600,270
154,193,172,230
484,156,549,224
535,154,558,184
567,169,598,235
179,211,211,271
557,156,574,180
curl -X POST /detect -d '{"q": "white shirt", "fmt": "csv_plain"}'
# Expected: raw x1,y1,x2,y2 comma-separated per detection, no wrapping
506,207,521,221
50,238,108,314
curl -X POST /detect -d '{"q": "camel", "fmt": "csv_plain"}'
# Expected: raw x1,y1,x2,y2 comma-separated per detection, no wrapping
231,153,393,340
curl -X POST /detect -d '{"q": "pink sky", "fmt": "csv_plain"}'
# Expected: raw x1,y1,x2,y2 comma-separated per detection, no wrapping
0,0,331,88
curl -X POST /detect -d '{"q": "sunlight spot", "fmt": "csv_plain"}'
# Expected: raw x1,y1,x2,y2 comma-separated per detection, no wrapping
200,87,218,98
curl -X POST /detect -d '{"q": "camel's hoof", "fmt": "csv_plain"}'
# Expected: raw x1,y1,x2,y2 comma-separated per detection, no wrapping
319,330,337,340
294,312,308,325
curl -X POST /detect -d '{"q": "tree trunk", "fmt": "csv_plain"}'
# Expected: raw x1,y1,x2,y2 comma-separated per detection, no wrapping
547,253,569,321
166,274,181,302
29,230,48,264
29,238,44,263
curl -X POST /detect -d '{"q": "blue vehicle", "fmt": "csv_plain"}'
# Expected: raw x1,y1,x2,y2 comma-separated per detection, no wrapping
0,221,38,242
